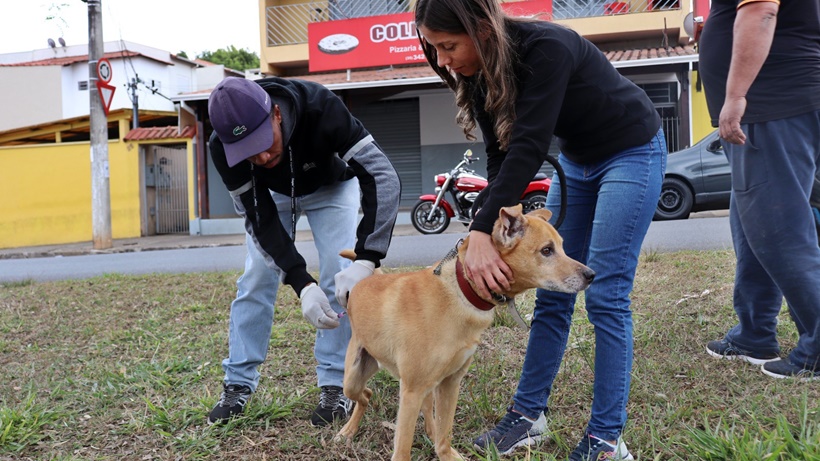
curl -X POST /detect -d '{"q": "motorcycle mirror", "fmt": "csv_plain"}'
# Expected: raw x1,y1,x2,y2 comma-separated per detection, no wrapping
465,149,472,158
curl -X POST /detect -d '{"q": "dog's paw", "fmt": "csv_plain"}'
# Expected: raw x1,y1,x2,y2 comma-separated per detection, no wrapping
333,429,355,445
438,447,464,461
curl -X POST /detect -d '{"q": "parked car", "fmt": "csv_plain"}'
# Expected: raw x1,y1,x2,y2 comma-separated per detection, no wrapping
655,130,730,220
657,131,820,232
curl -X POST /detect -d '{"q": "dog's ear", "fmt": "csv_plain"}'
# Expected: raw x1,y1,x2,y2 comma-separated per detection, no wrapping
527,208,553,223
495,204,527,248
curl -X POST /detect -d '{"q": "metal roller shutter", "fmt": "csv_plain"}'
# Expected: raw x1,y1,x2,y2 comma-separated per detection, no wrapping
351,99,421,206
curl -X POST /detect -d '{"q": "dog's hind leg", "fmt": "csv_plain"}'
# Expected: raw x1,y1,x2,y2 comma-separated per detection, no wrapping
432,365,470,461
335,340,379,442
420,391,435,440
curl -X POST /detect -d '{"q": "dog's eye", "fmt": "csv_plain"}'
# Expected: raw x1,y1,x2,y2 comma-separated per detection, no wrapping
541,245,553,257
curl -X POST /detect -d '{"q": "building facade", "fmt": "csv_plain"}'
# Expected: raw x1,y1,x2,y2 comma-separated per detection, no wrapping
172,0,711,228
0,42,241,248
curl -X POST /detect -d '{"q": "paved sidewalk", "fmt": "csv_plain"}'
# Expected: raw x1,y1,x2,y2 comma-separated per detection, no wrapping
0,222,464,260
0,210,729,260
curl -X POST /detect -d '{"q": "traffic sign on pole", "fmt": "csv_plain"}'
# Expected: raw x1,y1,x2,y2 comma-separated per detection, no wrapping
96,80,116,116
97,58,112,83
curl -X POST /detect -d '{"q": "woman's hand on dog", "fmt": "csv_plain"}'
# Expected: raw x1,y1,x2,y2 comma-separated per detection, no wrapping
465,231,512,300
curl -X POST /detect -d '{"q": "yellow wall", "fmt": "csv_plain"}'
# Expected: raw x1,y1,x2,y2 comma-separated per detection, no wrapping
690,70,715,143
0,140,142,249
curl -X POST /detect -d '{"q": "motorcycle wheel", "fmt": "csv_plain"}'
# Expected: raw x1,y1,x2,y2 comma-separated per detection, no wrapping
411,200,451,234
521,192,547,213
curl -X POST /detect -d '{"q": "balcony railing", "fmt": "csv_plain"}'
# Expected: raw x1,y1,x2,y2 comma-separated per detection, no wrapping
266,0,680,46
553,0,679,19
266,0,412,46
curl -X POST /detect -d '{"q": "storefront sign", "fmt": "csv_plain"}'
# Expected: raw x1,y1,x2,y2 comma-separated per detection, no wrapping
308,0,552,72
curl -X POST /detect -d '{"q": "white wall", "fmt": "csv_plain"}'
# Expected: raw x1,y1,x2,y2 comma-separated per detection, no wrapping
0,66,63,131
60,58,177,119
196,66,228,92
0,40,199,131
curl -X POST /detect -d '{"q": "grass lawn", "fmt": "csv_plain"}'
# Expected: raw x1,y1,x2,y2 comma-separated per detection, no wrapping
1,248,818,460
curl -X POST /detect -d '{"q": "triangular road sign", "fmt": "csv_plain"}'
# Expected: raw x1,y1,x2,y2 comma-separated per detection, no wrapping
96,81,116,116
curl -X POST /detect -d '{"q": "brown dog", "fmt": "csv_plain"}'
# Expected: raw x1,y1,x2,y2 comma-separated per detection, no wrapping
334,204,594,461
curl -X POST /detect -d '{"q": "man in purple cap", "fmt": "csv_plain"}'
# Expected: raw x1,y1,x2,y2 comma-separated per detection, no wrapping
206,76,400,425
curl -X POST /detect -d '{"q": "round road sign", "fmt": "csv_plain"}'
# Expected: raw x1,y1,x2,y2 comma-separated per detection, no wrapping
97,58,112,83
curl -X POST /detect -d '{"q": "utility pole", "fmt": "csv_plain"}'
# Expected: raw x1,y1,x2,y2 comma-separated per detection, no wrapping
87,0,112,249
130,77,139,129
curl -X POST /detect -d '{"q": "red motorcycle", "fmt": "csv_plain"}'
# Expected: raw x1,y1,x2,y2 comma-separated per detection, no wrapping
411,149,552,234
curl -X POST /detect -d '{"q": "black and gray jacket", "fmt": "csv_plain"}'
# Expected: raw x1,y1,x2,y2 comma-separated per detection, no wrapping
209,77,400,294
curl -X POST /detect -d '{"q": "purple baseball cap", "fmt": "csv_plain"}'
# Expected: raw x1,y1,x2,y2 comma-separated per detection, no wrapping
208,77,273,167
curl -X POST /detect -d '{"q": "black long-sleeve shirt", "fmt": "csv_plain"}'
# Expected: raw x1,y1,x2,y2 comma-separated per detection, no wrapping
470,21,660,234
209,77,400,294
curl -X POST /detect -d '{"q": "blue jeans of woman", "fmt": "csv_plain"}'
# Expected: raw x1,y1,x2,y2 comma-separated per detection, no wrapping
723,112,820,370
221,178,359,392
511,129,666,441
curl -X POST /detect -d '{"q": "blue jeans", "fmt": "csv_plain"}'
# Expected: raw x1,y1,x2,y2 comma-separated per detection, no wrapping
723,112,820,370
512,129,666,441
221,178,360,391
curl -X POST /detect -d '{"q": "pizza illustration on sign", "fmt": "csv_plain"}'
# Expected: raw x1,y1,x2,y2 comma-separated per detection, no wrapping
318,33,360,55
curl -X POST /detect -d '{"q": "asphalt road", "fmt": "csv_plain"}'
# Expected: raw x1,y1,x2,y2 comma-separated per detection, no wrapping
0,215,732,283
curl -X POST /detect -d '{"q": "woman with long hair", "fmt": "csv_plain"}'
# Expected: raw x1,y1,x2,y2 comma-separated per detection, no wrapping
415,0,667,459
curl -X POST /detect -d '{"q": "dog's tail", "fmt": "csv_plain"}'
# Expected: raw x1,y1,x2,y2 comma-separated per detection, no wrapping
339,249,357,262
340,249,384,275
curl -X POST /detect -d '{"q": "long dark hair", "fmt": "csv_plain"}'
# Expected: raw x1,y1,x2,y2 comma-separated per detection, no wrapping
415,0,520,149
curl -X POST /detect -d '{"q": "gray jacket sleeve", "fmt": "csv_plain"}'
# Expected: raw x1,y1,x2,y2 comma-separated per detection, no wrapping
342,137,400,266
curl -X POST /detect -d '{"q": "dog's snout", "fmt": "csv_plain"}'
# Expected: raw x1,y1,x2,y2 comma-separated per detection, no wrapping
583,268,596,283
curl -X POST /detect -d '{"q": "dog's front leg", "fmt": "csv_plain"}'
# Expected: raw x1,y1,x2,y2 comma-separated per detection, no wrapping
432,366,469,460
392,383,427,461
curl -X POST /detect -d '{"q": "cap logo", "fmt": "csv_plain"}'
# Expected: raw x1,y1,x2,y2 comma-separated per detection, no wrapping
233,125,247,137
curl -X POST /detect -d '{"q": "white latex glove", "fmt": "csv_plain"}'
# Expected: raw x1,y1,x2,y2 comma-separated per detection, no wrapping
334,260,376,307
300,283,340,329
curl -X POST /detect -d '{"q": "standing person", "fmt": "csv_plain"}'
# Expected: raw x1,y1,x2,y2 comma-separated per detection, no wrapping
415,0,665,458
205,77,401,426
700,1,820,380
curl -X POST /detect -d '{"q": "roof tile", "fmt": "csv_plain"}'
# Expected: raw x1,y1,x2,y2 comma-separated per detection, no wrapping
0,50,141,67
123,125,196,141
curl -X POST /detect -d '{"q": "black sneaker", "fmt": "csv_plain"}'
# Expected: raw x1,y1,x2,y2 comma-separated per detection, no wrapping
706,339,779,365
761,358,820,381
473,408,547,455
310,385,354,427
207,383,252,425
568,433,634,461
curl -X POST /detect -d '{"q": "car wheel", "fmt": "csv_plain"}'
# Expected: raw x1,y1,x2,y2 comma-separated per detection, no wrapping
654,177,694,221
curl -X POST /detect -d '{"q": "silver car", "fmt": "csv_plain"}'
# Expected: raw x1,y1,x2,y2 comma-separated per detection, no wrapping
655,130,730,221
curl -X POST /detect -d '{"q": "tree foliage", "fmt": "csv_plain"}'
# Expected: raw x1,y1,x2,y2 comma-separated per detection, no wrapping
197,46,260,72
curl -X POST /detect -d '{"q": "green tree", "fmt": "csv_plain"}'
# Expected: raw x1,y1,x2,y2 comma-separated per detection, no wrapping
197,46,260,72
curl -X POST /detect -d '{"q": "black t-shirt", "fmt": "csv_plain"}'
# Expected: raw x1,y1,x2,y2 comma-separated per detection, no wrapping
699,0,820,126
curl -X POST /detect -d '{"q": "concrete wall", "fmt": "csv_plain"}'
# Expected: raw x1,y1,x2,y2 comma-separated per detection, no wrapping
0,139,142,249
417,90,488,196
